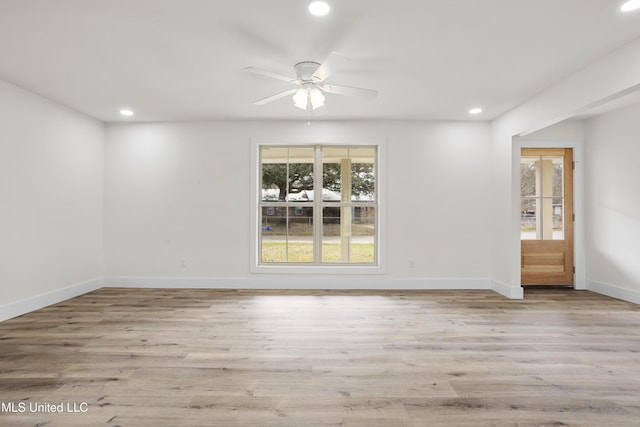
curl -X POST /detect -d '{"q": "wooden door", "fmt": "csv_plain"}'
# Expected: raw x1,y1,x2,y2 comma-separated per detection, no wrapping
520,148,574,285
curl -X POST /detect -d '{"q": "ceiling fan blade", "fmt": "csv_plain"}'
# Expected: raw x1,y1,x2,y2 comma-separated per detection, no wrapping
253,88,298,106
244,66,297,83
321,84,378,99
312,52,350,82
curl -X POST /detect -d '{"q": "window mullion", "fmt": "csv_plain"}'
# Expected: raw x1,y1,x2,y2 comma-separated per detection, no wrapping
537,156,542,240
258,148,263,264
341,149,352,262
313,146,323,265
286,149,290,261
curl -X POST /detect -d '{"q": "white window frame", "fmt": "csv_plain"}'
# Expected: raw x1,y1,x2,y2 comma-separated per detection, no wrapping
250,137,385,275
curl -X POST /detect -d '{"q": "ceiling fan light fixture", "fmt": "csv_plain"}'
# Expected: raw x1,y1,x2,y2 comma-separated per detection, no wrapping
293,89,309,110
621,0,640,11
309,1,330,16
246,52,377,111
309,88,325,109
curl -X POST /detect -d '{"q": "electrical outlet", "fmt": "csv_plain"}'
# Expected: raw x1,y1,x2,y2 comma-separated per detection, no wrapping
409,258,415,268
180,258,186,268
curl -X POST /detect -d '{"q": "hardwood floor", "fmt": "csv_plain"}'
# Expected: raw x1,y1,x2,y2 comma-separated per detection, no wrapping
1,288,639,426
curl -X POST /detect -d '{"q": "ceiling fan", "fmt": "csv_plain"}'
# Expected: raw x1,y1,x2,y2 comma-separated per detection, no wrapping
244,52,378,111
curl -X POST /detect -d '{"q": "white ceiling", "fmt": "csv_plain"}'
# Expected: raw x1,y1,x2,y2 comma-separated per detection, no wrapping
1,0,639,123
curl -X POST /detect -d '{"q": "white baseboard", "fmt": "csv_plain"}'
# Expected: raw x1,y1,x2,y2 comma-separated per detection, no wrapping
104,276,493,291
0,277,104,322
491,280,524,299
586,280,640,305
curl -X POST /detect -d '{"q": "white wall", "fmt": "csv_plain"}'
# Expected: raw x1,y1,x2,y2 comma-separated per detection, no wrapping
518,120,585,143
0,80,104,319
490,36,640,299
104,120,492,287
584,102,640,303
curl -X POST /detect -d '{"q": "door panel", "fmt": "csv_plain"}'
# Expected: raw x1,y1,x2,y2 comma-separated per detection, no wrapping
520,148,573,286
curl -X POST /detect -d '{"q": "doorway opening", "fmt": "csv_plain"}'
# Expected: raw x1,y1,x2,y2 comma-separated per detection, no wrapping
520,148,574,286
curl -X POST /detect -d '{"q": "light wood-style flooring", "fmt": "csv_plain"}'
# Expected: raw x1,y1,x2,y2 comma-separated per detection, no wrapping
1,288,639,426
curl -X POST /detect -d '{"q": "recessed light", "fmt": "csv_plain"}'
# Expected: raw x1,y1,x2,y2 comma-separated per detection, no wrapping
621,0,640,12
469,107,483,115
119,109,134,116
309,1,330,16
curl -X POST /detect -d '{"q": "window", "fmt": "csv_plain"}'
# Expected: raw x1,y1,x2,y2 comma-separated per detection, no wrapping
258,144,378,266
520,154,566,240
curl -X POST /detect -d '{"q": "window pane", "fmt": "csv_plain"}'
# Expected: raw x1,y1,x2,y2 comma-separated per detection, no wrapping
552,197,564,240
261,206,286,262
261,147,287,202
544,156,564,198
520,157,537,197
521,198,537,240
261,147,314,202
351,207,375,263
323,147,348,201
322,206,342,263
351,146,376,202
322,163,341,201
260,206,313,263
322,206,375,264
538,156,562,198
287,207,314,262
287,147,314,202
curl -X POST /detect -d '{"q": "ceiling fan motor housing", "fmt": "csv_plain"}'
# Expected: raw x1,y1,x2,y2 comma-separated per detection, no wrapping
294,61,321,82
